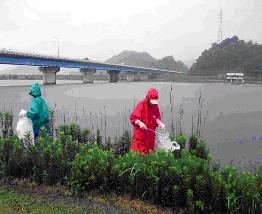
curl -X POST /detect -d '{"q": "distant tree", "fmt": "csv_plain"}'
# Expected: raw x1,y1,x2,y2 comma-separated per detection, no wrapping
189,36,262,76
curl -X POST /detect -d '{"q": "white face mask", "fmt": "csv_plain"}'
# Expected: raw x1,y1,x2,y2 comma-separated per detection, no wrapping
150,99,158,105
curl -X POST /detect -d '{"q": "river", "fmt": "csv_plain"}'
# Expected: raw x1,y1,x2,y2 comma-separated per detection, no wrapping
0,80,261,172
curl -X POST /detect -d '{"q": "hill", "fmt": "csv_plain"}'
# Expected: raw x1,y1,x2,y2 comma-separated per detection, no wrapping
106,50,156,68
189,36,262,76
150,56,188,72
106,50,188,72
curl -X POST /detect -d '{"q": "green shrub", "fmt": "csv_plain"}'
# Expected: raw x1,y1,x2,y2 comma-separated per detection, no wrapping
0,112,13,138
48,109,55,140
96,129,102,148
145,150,182,206
80,128,94,143
189,134,198,151
0,136,23,178
195,140,211,160
32,133,64,184
222,165,240,213
208,171,227,212
111,130,131,156
176,134,186,150
211,161,221,172
56,124,81,142
113,151,145,197
69,143,114,193
237,172,261,213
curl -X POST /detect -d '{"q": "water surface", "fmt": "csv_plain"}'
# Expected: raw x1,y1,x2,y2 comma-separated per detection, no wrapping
0,80,261,172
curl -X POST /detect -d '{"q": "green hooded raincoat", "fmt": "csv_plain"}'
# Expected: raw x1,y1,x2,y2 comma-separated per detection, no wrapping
26,83,49,129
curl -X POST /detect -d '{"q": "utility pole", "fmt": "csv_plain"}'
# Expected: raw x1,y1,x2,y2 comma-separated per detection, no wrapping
217,0,223,43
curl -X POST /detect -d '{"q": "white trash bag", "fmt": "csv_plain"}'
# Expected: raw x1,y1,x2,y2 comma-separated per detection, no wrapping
155,130,180,152
16,109,34,144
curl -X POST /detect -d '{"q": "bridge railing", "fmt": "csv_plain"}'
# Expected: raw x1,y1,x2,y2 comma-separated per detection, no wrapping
0,48,74,61
0,48,183,74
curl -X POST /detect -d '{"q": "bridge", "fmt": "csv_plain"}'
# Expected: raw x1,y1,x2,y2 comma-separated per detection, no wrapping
0,50,181,84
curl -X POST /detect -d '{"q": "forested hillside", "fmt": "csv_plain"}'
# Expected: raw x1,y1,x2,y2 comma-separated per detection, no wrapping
190,36,262,75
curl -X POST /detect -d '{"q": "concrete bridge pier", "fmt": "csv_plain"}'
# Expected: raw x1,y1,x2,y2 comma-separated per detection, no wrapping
127,72,149,81
127,73,140,81
126,73,135,81
107,70,120,82
140,73,149,80
80,68,96,83
39,66,60,85
148,73,158,80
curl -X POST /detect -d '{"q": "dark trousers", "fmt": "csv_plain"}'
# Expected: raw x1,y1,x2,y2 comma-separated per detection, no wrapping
33,124,49,140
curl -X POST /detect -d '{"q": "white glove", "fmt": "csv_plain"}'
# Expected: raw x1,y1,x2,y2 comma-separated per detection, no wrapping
156,119,165,129
135,119,147,130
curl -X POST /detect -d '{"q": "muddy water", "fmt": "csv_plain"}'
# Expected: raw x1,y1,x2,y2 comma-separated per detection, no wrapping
0,80,261,172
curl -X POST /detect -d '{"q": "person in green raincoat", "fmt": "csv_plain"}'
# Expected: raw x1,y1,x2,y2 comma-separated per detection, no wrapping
25,83,49,139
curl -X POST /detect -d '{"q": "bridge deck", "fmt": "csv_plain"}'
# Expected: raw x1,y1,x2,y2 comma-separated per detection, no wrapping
0,50,181,74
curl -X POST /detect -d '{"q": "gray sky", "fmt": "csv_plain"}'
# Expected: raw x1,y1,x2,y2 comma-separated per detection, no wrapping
0,0,261,64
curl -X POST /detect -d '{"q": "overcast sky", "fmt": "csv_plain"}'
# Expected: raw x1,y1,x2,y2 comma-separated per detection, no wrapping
0,0,261,64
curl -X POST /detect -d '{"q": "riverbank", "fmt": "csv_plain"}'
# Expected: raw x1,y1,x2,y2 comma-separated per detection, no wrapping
0,112,261,213
2,74,262,84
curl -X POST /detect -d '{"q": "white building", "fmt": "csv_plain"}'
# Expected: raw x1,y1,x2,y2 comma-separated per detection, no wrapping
225,73,244,83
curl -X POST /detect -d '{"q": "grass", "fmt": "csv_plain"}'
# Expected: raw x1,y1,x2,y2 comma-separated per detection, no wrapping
0,186,103,214
0,180,172,214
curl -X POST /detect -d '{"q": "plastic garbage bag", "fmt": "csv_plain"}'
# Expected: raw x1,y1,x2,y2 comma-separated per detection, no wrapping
16,109,34,144
155,130,180,152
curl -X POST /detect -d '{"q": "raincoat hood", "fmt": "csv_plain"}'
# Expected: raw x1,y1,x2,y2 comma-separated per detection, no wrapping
29,83,41,97
146,88,159,101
